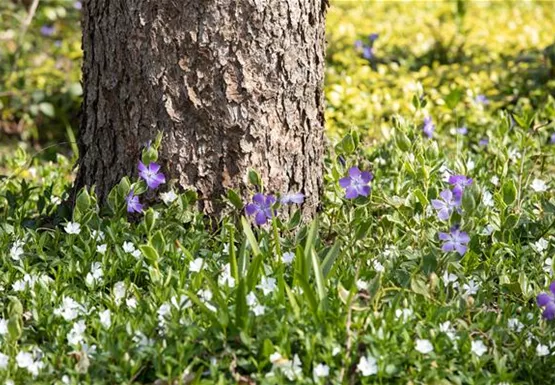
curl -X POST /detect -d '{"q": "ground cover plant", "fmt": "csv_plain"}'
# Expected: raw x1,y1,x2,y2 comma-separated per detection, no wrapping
1,1,555,384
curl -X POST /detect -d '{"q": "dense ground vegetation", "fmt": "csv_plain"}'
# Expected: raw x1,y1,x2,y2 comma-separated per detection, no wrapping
1,1,555,384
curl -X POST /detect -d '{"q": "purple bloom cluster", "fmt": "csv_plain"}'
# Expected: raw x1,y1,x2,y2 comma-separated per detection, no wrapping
448,175,473,200
339,167,373,199
423,117,435,138
431,189,461,221
40,25,55,37
124,160,166,213
126,190,143,213
537,282,555,320
355,33,379,60
245,191,304,226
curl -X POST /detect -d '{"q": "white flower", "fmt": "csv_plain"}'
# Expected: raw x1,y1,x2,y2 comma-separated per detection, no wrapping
131,249,141,259
407,153,415,163
482,190,494,207
64,222,81,235
357,355,378,376
462,279,480,297
157,303,172,325
99,310,111,329
67,320,87,346
439,321,457,341
536,344,549,357
126,297,137,309
442,271,458,285
10,241,24,261
0,352,8,370
395,308,413,321
171,295,190,310
482,225,495,236
534,238,549,253
313,363,330,378
0,318,8,336
467,160,475,170
257,277,277,296
356,280,368,291
96,244,107,254
508,148,521,160
16,351,44,376
223,243,230,254
415,339,434,354
490,176,499,186
269,352,283,364
281,354,302,381
282,252,295,264
160,190,178,204
54,297,84,321
471,340,487,357
373,260,385,272
91,230,105,241
122,242,136,254
544,258,553,273
189,258,204,273
332,346,341,356
85,262,104,287
51,196,62,205
113,282,126,305
530,179,547,193
252,304,266,316
218,264,235,288
508,318,524,332
62,375,71,384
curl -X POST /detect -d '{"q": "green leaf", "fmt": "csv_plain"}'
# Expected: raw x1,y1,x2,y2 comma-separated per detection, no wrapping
321,242,341,278
139,244,159,266
38,102,55,117
410,276,430,298
242,217,261,257
501,180,517,206
413,189,429,206
151,231,166,255
248,169,261,187
144,208,156,233
295,273,318,316
227,189,244,210
310,249,327,306
235,279,248,329
284,283,301,318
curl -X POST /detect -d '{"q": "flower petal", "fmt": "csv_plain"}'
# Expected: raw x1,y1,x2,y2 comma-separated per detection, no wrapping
543,302,555,320
457,231,470,244
138,161,147,173
438,208,450,221
348,167,361,178
441,242,455,253
431,199,444,210
339,177,352,188
148,163,161,173
358,185,371,197
360,171,373,183
538,293,552,307
439,189,453,202
252,193,265,205
550,281,555,297
438,232,450,241
455,243,467,256
345,186,359,199
255,211,268,226
245,204,258,216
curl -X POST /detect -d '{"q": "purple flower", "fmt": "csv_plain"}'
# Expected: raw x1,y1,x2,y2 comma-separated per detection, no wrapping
423,117,435,139
74,1,82,10
431,189,461,221
475,94,490,105
456,126,468,135
537,282,555,320
339,167,373,199
245,193,276,225
479,138,489,147
138,162,166,189
125,190,143,213
550,133,555,144
354,40,363,50
369,33,379,43
40,25,55,37
362,46,374,60
448,175,473,200
281,193,305,205
439,228,470,256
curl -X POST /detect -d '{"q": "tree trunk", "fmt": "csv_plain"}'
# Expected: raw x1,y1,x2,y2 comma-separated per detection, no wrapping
76,0,328,217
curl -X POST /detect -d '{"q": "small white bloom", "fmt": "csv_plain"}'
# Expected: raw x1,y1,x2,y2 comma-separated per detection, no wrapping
160,190,178,204
415,339,433,354
131,249,141,259
0,352,8,370
0,318,8,336
218,264,235,288
157,303,172,324
61,375,71,384
534,238,549,253
462,279,480,297
490,176,499,186
482,190,494,207
99,310,111,329
67,320,87,346
64,222,81,235
442,271,458,285
171,295,190,310
356,279,368,291
332,346,341,356
198,289,213,303
471,340,487,357
122,242,136,254
223,243,230,254
51,196,62,205
91,230,105,241
482,225,495,236
544,258,553,273
508,318,524,332
357,355,378,376
257,277,277,296
395,308,413,321
281,354,302,381
54,297,84,321
536,344,549,357
96,244,107,254
85,262,104,287
530,179,547,193
508,148,521,160
313,363,330,378
373,260,385,272
189,258,204,273
269,352,283,364
439,321,457,341
10,241,24,261
467,160,475,170
16,351,44,376
126,297,137,309
113,282,127,305
282,252,295,264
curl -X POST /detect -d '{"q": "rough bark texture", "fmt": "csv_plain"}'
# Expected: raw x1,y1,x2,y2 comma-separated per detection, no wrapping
76,0,328,217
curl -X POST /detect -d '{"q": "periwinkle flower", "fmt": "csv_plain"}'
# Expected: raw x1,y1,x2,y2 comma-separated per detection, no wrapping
423,117,435,139
431,189,461,221
362,46,374,60
456,126,468,135
439,228,470,256
479,138,489,147
281,193,305,205
245,193,276,226
448,175,473,199
354,40,363,50
475,94,490,105
339,167,373,199
550,133,555,144
369,33,379,43
138,161,166,189
40,25,55,37
74,1,82,10
125,190,143,213
537,282,555,320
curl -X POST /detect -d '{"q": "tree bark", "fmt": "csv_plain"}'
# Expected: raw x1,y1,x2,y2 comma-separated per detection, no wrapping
76,0,327,217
